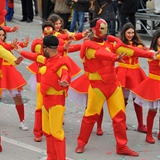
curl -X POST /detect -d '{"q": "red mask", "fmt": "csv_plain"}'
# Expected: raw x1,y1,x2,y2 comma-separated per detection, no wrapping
92,19,108,39
43,26,54,36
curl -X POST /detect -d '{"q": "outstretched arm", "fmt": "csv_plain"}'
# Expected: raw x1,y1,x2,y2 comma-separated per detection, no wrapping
0,45,20,65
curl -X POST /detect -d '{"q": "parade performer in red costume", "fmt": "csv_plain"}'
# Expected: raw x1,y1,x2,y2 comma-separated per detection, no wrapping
132,29,160,144
28,21,80,142
75,18,158,156
16,35,71,160
48,13,88,78
0,26,29,131
115,22,148,133
0,38,24,152
28,21,56,142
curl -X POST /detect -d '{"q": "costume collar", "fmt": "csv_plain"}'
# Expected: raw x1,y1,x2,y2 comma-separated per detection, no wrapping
92,37,104,43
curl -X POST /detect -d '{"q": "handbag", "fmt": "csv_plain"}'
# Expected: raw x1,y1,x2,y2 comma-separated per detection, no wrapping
89,0,108,15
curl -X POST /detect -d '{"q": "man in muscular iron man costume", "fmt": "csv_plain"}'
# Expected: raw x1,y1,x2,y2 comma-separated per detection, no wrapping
75,18,155,156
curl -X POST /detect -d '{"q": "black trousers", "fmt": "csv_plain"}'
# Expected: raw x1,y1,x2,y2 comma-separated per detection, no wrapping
120,13,136,28
21,0,34,20
42,0,54,21
138,0,147,29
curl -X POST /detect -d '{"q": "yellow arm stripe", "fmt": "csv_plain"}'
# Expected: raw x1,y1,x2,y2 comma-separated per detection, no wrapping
0,45,16,65
56,65,68,77
35,44,42,54
36,55,46,64
116,46,134,56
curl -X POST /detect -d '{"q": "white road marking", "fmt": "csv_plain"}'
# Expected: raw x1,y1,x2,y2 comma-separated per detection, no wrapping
40,157,47,160
2,136,73,160
2,136,46,155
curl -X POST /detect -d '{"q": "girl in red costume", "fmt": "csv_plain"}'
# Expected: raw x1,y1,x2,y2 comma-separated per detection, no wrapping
115,22,147,133
0,26,29,131
132,29,160,144
0,38,24,152
48,13,88,78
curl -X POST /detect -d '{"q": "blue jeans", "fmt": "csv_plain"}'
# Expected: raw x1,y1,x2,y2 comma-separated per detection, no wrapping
70,11,85,32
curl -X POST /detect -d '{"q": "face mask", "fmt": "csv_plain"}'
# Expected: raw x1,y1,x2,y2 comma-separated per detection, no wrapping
93,19,108,39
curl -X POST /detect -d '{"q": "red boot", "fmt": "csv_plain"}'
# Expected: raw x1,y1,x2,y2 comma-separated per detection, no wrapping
117,146,139,156
75,145,84,153
146,110,156,144
0,137,2,152
53,137,66,160
33,109,43,142
96,128,103,136
146,135,155,144
46,135,57,160
134,103,147,133
76,114,99,153
0,145,2,152
96,109,103,136
158,133,160,140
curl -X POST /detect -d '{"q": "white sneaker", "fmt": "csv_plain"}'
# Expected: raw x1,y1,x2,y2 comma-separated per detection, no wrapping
19,120,29,131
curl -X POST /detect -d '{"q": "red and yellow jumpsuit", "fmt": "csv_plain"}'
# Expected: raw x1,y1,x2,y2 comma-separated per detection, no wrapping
28,37,81,140
19,51,71,160
76,37,155,151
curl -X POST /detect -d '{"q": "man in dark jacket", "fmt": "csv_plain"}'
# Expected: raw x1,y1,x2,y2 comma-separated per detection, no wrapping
119,0,138,28
70,0,89,32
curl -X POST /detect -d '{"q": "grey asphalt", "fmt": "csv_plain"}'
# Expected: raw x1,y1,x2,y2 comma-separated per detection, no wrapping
1,1,160,160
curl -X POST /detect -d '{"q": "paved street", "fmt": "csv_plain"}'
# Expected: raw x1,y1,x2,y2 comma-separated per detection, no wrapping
1,1,160,160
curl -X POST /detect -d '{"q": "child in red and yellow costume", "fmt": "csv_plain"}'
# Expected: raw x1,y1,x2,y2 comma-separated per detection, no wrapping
75,18,158,156
0,26,29,131
16,35,71,160
0,38,24,152
132,29,160,144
